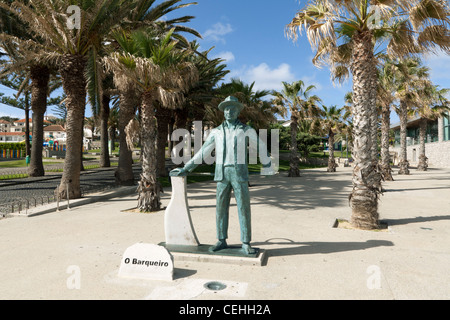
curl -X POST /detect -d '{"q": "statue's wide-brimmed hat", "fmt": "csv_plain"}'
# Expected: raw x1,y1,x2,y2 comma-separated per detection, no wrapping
218,96,244,112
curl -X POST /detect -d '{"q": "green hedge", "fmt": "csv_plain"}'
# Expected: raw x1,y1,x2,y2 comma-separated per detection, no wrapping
0,142,26,151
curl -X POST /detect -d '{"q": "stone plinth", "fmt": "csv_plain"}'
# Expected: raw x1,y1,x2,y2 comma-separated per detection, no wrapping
118,243,174,281
164,176,200,246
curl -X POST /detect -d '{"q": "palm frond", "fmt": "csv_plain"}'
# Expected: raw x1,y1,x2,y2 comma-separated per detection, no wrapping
409,0,450,31
417,25,450,53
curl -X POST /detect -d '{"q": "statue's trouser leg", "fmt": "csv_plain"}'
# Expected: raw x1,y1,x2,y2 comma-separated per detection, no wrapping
231,180,251,243
216,178,231,241
216,167,251,243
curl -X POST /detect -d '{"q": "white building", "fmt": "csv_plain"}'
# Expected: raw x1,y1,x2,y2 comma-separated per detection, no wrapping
0,131,26,142
0,120,11,132
8,118,52,133
390,113,450,168
44,124,66,140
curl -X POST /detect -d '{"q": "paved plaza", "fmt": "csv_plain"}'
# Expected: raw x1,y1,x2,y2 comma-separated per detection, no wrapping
0,166,449,300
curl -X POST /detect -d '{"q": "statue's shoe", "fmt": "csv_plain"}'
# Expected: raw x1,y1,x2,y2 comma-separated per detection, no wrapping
241,243,256,255
209,240,228,252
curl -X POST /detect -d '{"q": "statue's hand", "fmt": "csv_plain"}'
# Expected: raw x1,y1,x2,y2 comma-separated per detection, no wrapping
260,161,276,176
169,168,188,177
260,166,275,176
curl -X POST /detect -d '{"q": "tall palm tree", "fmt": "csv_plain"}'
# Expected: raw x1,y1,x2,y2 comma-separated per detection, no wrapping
114,80,139,185
214,78,280,130
286,0,450,229
3,0,136,199
85,0,200,177
410,84,450,170
104,29,198,212
320,105,344,172
393,57,431,174
157,42,228,177
377,58,397,181
0,0,53,177
272,80,322,177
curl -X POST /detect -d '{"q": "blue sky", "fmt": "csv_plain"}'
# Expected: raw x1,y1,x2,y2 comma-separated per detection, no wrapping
1,0,449,124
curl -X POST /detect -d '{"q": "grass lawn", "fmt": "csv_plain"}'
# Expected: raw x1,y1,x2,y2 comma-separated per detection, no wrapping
280,150,352,158
0,159,63,168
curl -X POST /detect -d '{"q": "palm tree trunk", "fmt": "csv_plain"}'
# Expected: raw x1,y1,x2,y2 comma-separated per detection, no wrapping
327,130,337,172
115,89,136,186
28,65,49,177
380,103,393,181
100,94,111,167
398,101,410,175
137,92,162,212
80,117,85,172
174,107,188,165
168,114,175,157
24,106,31,157
417,118,428,171
289,114,300,177
175,107,188,130
369,67,382,191
57,55,87,199
349,30,379,230
156,104,171,177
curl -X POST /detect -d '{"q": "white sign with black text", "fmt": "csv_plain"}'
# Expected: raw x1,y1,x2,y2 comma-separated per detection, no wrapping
118,243,174,281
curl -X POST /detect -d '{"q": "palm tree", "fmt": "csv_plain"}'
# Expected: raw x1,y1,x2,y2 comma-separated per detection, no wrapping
214,78,281,130
0,0,52,177
104,29,198,212
320,105,345,172
3,0,137,198
377,59,398,181
157,42,228,177
410,84,450,170
107,0,201,182
393,57,432,174
272,80,322,177
286,0,450,229
114,81,139,185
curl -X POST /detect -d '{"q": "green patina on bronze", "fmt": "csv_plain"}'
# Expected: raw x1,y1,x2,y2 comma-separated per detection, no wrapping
170,96,272,255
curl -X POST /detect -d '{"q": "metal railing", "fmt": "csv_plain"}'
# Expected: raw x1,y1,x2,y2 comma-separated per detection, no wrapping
0,181,134,218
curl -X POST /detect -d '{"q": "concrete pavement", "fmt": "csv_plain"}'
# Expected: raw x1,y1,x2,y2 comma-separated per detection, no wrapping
0,166,449,300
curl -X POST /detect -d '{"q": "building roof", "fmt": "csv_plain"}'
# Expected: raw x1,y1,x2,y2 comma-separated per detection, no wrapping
44,125,65,132
390,116,434,130
15,118,51,124
14,118,30,123
0,120,11,124
0,132,25,136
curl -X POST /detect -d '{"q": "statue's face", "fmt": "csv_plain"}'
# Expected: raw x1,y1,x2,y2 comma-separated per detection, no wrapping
224,105,239,121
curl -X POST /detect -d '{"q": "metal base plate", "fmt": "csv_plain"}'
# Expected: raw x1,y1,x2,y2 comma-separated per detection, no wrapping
159,243,266,266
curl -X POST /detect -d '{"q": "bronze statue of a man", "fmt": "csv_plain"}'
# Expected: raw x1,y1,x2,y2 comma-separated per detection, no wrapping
170,96,272,255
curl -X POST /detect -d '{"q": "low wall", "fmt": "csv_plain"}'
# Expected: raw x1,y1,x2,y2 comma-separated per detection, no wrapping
44,149,66,159
299,157,329,167
391,140,450,168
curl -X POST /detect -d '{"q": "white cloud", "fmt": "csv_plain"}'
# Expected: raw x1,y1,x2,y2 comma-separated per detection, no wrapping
203,22,233,43
424,52,450,82
231,63,296,92
212,51,235,63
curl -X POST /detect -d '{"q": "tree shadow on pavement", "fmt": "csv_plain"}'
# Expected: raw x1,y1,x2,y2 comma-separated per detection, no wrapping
251,238,394,263
383,215,450,226
185,169,353,212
